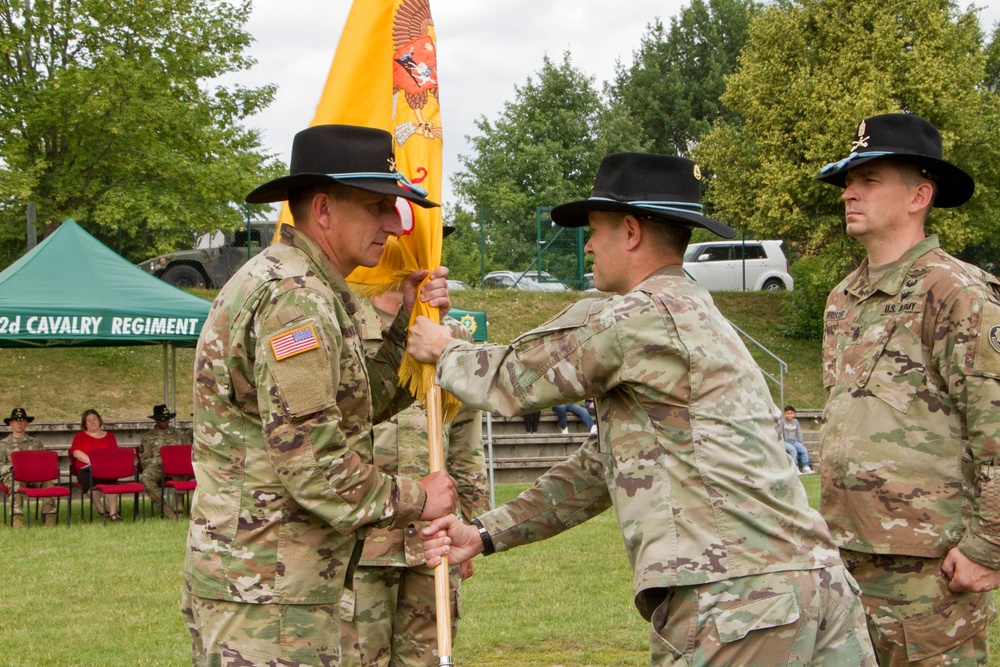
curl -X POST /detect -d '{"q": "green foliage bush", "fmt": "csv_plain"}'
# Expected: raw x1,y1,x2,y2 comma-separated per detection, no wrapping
780,254,846,340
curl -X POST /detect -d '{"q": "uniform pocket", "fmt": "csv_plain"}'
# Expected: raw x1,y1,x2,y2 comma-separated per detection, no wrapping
977,465,1000,538
650,590,692,666
862,322,925,414
714,591,800,644
902,592,994,661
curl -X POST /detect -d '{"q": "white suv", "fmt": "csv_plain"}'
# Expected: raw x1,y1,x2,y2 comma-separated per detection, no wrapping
682,240,793,291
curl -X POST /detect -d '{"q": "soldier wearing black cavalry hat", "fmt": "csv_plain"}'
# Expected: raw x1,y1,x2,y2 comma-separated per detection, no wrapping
181,125,458,666
818,113,1000,665
409,152,877,665
0,407,55,527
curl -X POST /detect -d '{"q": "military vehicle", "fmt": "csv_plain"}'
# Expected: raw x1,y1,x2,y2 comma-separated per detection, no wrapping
138,222,277,289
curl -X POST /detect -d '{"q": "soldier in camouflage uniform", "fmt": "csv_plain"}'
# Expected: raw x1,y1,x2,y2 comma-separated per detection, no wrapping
0,407,55,527
410,153,876,666
816,113,1000,665
136,403,190,518
340,281,490,667
182,125,458,667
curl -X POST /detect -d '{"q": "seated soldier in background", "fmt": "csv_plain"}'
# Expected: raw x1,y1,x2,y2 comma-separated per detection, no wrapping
0,407,56,527
137,404,190,518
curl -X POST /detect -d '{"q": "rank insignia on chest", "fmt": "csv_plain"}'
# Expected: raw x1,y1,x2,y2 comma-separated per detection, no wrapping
270,325,320,361
991,325,1000,354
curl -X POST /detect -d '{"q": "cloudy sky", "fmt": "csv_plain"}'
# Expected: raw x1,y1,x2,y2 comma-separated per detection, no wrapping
231,0,1000,204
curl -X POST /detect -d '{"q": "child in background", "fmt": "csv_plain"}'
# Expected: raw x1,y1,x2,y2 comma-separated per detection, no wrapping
779,405,813,475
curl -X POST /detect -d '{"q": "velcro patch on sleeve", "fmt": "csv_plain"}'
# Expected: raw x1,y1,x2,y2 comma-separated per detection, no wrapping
270,324,320,361
974,301,1000,377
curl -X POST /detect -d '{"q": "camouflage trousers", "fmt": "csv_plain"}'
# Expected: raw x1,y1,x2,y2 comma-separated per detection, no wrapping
140,461,164,509
0,472,55,515
141,463,187,513
649,565,877,666
842,550,996,666
181,580,340,667
340,564,461,667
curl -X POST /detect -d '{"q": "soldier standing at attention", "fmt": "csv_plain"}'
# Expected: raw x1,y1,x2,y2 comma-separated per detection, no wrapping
182,124,457,667
409,152,876,666
137,403,188,518
816,113,1000,665
341,264,490,667
0,407,55,527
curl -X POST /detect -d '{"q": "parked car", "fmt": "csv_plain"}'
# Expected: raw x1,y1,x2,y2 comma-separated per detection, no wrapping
682,240,793,291
138,222,276,289
482,270,569,292
447,279,472,291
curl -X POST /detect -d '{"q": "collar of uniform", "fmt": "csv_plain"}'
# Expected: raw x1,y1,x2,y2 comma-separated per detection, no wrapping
648,264,687,281
846,235,940,299
278,224,359,316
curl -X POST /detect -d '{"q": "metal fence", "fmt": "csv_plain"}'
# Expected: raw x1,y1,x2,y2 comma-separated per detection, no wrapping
472,205,588,290
467,205,794,293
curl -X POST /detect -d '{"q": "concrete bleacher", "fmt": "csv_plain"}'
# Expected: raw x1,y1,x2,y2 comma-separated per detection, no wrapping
482,408,822,483
5,408,822,488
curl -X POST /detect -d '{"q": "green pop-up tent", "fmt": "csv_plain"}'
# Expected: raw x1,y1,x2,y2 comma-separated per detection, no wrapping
0,220,212,410
0,220,210,347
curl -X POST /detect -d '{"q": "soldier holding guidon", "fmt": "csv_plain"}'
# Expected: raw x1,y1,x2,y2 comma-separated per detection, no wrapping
341,273,489,667
410,152,876,666
181,125,457,667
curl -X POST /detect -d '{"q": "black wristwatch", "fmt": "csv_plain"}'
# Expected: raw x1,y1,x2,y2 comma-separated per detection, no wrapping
470,518,495,556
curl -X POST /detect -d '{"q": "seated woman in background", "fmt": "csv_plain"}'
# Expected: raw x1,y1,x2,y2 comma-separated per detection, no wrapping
69,409,121,521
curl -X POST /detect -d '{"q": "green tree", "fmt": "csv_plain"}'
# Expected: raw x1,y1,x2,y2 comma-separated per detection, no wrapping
452,52,644,282
0,0,282,267
609,0,757,156
441,206,482,286
696,0,1000,260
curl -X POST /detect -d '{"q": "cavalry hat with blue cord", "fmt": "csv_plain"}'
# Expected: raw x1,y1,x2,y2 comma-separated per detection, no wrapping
245,124,439,208
816,113,974,208
550,152,736,239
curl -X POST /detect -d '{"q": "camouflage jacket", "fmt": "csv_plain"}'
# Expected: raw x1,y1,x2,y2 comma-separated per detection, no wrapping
184,226,425,605
821,236,1000,568
0,434,44,483
434,265,841,619
137,425,188,472
357,301,490,567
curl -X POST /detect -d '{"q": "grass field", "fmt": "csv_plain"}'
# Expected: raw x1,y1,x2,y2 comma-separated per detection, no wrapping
2,479,998,666
0,484,643,667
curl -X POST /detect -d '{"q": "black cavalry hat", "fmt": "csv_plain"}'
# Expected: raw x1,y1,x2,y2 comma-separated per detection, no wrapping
149,404,177,421
246,125,439,208
816,113,974,208
4,408,34,424
550,153,736,238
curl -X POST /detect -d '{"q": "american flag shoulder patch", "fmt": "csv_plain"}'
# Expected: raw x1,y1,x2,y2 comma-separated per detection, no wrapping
270,324,320,361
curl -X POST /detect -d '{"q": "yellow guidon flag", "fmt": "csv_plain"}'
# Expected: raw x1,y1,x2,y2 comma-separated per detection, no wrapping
281,0,456,419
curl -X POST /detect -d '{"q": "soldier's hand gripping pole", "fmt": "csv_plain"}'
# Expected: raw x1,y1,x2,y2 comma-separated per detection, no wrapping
426,384,454,667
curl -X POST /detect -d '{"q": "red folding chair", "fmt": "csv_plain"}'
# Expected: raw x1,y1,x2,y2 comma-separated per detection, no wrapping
89,448,146,523
159,444,196,519
11,450,71,527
